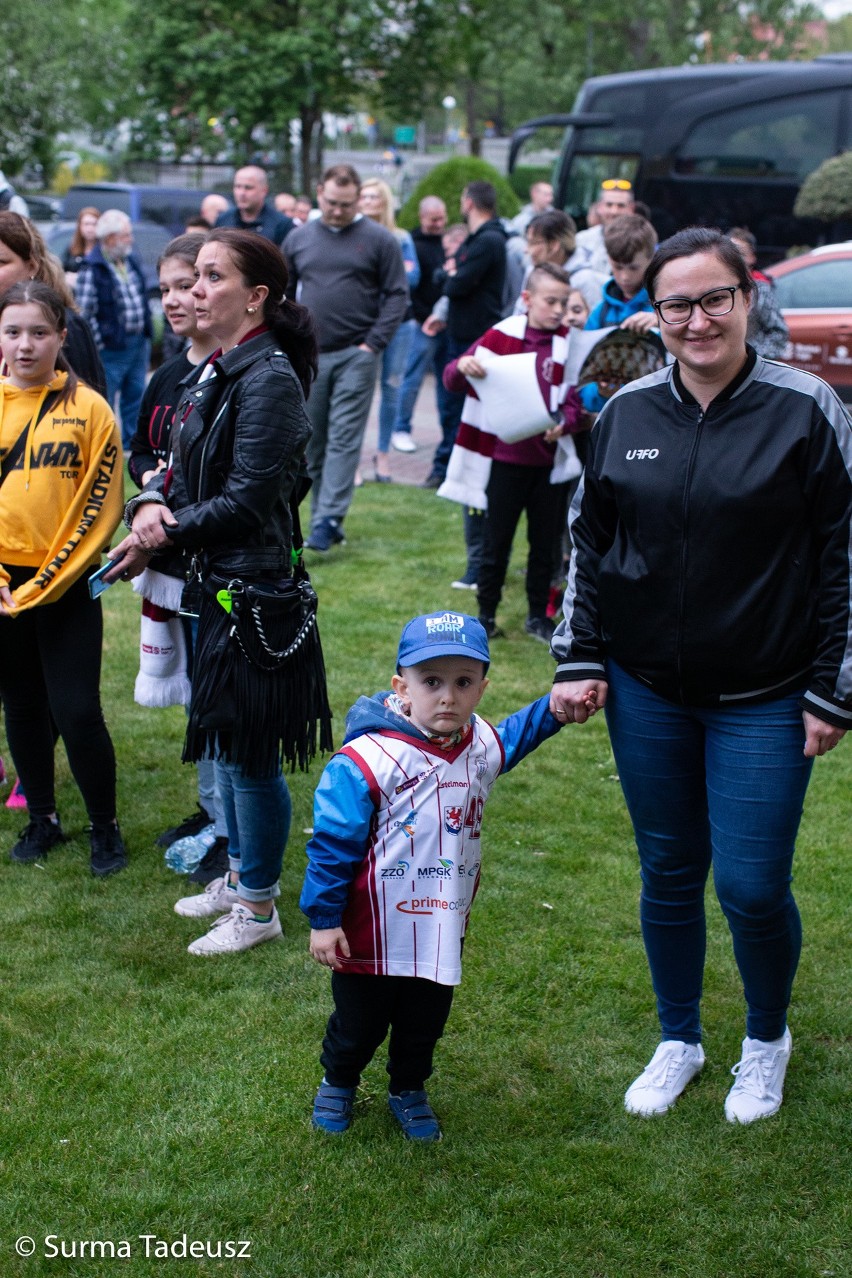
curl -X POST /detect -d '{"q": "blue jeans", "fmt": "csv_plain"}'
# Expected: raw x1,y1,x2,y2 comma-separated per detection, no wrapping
215,761,291,902
392,326,451,439
376,320,415,453
101,334,150,452
604,660,813,1044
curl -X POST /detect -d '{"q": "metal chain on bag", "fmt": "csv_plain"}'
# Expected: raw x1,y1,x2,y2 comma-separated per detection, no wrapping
228,582,319,671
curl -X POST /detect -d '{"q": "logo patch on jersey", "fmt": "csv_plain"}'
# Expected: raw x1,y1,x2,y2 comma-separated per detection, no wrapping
380,859,410,879
395,764,439,795
444,805,463,835
475,756,487,778
392,809,418,838
625,448,659,460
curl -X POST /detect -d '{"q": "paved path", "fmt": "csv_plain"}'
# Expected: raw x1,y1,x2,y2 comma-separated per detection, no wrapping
357,373,444,488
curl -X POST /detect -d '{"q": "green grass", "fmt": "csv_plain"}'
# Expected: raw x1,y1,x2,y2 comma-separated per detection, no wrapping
1,483,849,1278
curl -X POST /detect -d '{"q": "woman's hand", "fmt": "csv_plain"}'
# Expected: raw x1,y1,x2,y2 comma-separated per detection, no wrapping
802,711,846,758
102,535,148,582
0,584,17,616
549,679,608,725
309,927,351,971
132,502,178,551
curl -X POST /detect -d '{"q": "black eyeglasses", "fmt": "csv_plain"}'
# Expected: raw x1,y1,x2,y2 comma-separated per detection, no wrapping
654,286,741,325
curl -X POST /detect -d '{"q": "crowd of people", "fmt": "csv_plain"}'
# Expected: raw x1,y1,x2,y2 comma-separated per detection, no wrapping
0,161,849,1144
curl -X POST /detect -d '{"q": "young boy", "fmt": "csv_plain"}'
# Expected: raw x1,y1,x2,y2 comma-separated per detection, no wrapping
300,611,563,1142
580,214,658,414
441,263,584,643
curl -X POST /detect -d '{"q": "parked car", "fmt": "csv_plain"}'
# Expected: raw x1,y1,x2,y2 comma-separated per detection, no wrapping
766,242,852,403
42,219,172,294
61,182,207,236
24,194,61,222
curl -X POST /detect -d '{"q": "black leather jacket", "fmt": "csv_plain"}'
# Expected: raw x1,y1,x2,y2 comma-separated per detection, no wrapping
128,331,311,573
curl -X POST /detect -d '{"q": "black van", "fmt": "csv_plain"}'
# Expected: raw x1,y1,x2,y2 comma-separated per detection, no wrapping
61,182,209,236
509,56,852,261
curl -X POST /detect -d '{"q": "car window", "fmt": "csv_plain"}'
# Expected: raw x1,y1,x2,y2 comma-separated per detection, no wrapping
774,259,852,309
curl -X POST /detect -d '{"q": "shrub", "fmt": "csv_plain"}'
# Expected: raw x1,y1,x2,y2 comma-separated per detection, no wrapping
398,156,520,230
794,151,852,221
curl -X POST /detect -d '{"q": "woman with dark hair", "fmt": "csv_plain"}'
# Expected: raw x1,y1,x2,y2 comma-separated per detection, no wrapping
0,211,106,397
550,226,852,1123
62,206,100,277
110,228,332,955
0,281,125,875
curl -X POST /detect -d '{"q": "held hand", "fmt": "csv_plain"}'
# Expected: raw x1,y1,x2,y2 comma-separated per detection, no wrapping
543,423,564,443
620,311,658,334
802,711,847,758
549,679,609,725
358,343,375,354
140,459,167,486
0,584,17,616
422,316,445,337
309,927,351,971
132,503,178,551
458,356,486,379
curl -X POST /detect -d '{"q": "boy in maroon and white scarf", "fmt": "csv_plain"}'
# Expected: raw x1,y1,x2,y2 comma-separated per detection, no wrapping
441,263,584,644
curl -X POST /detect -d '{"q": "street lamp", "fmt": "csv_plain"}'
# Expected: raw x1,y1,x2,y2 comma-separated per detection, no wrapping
442,95,456,149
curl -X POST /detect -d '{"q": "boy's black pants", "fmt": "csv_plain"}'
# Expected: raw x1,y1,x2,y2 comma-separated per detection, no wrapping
477,460,569,621
321,972,455,1093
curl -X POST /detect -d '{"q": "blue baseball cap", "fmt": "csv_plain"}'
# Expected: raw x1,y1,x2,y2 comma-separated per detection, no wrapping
397,612,490,670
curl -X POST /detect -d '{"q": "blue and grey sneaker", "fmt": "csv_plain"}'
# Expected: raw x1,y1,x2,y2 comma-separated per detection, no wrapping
388,1090,442,1142
311,1081,356,1133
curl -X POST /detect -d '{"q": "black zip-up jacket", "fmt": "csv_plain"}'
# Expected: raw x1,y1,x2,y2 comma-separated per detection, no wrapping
552,351,852,729
126,331,311,572
440,217,507,345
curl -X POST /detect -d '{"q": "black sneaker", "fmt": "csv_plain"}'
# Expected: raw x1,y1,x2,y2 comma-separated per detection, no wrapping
188,835,230,885
90,822,128,878
421,473,443,490
478,616,504,640
155,806,212,849
525,615,555,645
10,815,67,863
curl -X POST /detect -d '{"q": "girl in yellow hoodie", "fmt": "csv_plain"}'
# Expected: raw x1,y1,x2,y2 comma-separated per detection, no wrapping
0,281,126,875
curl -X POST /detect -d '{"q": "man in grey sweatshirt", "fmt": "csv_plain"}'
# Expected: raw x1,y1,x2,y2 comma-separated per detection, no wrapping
286,164,408,550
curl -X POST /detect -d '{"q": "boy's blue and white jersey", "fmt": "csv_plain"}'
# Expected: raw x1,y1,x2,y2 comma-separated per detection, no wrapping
300,693,561,985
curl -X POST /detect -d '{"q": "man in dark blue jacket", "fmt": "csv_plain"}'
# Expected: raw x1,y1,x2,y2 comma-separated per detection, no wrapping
76,210,152,450
215,166,293,247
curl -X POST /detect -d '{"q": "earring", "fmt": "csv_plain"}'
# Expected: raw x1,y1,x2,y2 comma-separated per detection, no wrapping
247,306,257,314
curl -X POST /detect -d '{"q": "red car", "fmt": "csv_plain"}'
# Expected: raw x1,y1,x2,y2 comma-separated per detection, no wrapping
766,243,852,404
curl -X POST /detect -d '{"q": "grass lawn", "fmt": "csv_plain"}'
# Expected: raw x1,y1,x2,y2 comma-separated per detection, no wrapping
1,483,849,1278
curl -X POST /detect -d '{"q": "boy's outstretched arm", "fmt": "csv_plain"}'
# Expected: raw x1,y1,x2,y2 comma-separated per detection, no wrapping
497,693,564,773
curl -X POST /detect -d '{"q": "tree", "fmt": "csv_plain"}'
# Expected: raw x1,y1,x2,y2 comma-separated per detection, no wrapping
397,157,519,230
0,0,134,179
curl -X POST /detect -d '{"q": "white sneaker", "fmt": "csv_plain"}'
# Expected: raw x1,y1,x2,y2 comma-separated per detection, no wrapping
391,431,416,453
724,1029,792,1124
174,874,236,918
187,903,282,956
624,1040,705,1116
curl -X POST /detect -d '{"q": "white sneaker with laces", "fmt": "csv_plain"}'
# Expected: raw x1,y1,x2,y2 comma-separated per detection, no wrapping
187,904,282,956
174,874,236,919
391,431,416,453
724,1029,792,1124
624,1040,705,1116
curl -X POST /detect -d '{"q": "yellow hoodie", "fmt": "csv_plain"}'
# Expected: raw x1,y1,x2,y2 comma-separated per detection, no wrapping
0,371,123,611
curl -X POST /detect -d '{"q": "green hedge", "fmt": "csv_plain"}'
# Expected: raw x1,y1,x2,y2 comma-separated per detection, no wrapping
398,156,521,230
794,151,852,222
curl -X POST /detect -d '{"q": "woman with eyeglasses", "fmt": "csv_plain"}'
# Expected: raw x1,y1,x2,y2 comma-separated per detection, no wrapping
549,227,851,1125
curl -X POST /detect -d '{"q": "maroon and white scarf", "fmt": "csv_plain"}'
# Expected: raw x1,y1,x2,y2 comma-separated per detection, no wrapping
437,315,581,512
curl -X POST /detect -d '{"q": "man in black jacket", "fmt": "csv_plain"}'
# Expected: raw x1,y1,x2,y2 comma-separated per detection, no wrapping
423,182,507,490
215,166,293,247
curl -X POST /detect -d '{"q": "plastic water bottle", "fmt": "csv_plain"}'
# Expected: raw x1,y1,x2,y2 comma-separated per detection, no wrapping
165,823,216,873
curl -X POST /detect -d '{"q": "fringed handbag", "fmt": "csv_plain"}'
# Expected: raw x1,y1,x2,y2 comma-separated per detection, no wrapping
184,568,333,777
